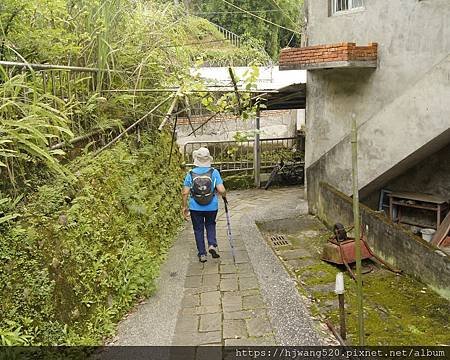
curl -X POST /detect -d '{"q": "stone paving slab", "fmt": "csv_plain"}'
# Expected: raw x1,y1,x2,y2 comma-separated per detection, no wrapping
200,291,221,306
172,194,283,346
196,305,221,315
109,187,323,350
223,319,247,339
199,313,222,332
171,187,324,346
246,316,273,337
111,187,323,350
224,335,276,346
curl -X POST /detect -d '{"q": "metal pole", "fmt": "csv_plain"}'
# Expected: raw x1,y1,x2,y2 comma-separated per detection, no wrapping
335,272,347,341
338,293,347,340
351,113,365,345
254,107,261,187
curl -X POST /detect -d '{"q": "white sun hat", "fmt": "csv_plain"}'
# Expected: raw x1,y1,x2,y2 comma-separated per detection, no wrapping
193,147,213,167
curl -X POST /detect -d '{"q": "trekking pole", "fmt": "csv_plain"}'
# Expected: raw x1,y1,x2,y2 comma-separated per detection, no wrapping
223,197,236,264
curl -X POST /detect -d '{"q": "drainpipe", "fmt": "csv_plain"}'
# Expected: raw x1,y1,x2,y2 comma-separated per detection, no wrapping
351,113,365,345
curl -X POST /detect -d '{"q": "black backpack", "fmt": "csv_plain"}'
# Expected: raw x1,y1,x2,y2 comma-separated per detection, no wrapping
190,168,215,205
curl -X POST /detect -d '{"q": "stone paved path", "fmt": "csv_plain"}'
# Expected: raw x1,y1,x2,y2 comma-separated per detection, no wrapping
171,187,322,346
172,206,275,345
112,187,324,348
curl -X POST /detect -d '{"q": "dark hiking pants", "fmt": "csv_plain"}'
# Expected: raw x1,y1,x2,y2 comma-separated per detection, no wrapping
190,210,218,256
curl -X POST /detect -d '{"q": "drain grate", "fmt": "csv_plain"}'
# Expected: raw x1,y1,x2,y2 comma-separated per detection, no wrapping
270,234,290,247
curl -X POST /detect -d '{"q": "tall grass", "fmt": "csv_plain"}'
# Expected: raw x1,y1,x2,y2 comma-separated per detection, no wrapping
0,66,74,190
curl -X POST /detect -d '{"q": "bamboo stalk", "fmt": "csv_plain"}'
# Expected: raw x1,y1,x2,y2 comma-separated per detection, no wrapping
187,112,220,136
183,96,197,137
228,67,243,115
50,108,173,151
94,95,173,157
325,320,346,346
168,113,178,165
101,88,276,93
158,95,179,132
351,113,365,346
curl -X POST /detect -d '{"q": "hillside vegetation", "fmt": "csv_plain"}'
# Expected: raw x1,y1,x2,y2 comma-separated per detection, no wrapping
188,0,303,58
0,0,266,345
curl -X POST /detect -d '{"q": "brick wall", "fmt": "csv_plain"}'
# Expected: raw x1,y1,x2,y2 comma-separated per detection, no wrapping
279,42,378,68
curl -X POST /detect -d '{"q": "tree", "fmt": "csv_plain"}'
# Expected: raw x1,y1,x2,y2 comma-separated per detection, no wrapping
188,0,303,58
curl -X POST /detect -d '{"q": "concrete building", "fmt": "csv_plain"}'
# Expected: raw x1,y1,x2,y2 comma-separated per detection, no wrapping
177,66,306,146
280,0,450,213
279,0,450,297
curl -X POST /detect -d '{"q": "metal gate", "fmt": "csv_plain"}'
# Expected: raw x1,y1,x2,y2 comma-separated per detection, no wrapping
182,135,304,174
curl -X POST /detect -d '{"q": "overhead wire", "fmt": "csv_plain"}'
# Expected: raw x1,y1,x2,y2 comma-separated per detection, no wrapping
267,0,298,29
194,10,282,15
161,39,227,48
220,0,301,35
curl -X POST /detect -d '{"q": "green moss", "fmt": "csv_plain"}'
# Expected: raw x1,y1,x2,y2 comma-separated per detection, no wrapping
223,174,254,190
300,263,338,286
339,271,450,345
310,303,321,317
265,215,450,346
293,233,450,345
0,133,184,345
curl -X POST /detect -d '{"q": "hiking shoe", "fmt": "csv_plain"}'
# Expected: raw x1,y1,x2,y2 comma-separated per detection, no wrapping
199,254,207,263
208,246,220,259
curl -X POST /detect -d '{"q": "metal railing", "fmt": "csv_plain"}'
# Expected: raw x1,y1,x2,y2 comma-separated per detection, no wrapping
0,60,101,100
210,22,272,66
183,136,304,173
212,23,241,48
0,61,150,135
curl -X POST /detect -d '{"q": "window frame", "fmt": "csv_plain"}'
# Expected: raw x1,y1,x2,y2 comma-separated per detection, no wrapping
331,0,365,16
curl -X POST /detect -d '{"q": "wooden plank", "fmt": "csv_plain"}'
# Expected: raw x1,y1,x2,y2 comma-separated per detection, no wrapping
390,201,439,211
387,192,447,204
431,211,450,247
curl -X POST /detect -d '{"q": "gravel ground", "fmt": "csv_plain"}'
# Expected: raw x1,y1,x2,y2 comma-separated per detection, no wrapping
237,188,325,346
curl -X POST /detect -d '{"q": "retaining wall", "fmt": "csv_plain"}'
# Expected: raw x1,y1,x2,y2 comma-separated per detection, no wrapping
316,182,450,299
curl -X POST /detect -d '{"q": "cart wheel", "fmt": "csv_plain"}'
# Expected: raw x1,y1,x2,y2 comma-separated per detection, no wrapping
264,166,279,190
333,223,347,242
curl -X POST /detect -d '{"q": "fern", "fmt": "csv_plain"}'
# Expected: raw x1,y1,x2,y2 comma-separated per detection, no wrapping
0,68,74,187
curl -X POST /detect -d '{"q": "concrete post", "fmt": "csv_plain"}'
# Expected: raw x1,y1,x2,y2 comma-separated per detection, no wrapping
254,108,261,187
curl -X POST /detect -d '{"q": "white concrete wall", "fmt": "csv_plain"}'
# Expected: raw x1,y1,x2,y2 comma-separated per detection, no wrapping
192,66,306,91
304,0,450,200
176,110,298,146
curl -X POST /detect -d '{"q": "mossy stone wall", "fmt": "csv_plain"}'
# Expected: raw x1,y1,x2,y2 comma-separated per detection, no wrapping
0,134,184,345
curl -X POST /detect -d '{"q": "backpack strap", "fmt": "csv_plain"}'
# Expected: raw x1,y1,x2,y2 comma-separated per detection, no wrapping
189,169,193,186
207,168,216,189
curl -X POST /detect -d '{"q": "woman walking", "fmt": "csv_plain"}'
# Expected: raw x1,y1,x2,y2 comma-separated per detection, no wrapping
182,147,227,262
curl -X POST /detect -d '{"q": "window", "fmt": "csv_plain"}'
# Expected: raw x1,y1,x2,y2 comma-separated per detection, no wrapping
332,0,364,14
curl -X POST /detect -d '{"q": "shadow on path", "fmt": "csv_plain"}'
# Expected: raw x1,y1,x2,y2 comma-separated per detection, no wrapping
110,187,325,347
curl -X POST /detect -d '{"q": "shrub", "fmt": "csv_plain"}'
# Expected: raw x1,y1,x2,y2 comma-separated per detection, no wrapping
0,133,183,345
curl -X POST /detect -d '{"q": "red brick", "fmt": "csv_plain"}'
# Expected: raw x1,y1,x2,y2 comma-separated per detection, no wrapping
279,42,378,67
